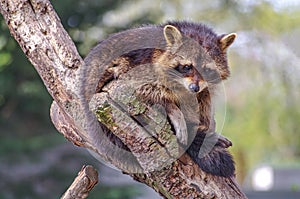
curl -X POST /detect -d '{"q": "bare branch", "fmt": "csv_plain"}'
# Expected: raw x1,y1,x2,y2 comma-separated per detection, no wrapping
61,165,98,199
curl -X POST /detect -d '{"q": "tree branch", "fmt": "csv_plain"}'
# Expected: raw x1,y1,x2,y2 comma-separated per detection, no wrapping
61,165,98,199
0,0,247,198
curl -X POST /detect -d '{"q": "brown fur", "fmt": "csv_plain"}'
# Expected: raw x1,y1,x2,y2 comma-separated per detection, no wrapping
97,22,235,133
91,21,236,177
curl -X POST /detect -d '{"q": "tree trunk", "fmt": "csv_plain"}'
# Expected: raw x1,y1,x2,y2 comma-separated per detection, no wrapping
0,0,247,198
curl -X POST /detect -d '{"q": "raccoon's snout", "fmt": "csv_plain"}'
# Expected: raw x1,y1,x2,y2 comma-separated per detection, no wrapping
189,83,200,92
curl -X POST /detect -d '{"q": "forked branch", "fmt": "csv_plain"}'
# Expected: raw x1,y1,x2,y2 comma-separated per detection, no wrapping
0,0,247,198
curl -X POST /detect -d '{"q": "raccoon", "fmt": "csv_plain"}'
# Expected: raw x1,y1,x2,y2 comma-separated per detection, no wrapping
83,21,236,177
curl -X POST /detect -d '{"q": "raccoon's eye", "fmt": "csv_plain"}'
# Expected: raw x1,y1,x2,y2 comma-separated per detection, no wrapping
176,64,193,73
183,65,192,71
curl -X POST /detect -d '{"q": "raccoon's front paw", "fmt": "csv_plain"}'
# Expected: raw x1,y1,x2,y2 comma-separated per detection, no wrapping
166,103,188,145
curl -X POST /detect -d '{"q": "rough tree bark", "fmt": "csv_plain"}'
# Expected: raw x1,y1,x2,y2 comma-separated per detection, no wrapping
0,0,247,198
61,165,98,199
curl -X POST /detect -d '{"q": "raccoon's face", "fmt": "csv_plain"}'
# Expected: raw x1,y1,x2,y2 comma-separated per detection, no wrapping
159,25,236,94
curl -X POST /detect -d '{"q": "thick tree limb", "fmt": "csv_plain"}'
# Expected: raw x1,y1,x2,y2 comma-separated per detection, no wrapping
0,0,247,198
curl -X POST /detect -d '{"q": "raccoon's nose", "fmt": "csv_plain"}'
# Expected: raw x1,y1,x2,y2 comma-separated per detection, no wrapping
189,83,200,92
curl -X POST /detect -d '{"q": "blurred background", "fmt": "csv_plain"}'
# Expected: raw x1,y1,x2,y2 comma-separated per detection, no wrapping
1,0,300,198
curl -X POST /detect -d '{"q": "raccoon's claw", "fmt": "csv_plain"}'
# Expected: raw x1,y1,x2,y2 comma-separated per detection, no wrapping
216,134,232,148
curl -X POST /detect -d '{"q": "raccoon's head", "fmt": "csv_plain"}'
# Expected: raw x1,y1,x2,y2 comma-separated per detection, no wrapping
156,24,236,93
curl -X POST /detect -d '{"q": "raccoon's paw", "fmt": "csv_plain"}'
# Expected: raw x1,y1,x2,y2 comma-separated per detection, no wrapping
166,103,188,145
216,134,232,148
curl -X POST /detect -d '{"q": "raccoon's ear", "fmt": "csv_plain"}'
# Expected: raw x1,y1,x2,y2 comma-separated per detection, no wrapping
163,25,183,47
219,33,237,51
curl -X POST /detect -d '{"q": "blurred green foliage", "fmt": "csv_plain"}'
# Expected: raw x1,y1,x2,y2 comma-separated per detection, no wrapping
1,0,300,197
89,185,141,199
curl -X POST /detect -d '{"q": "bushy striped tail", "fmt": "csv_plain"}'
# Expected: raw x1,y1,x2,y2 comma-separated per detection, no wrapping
186,131,235,177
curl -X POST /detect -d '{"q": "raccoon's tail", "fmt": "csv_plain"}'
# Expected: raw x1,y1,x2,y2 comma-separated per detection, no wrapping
186,131,235,177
